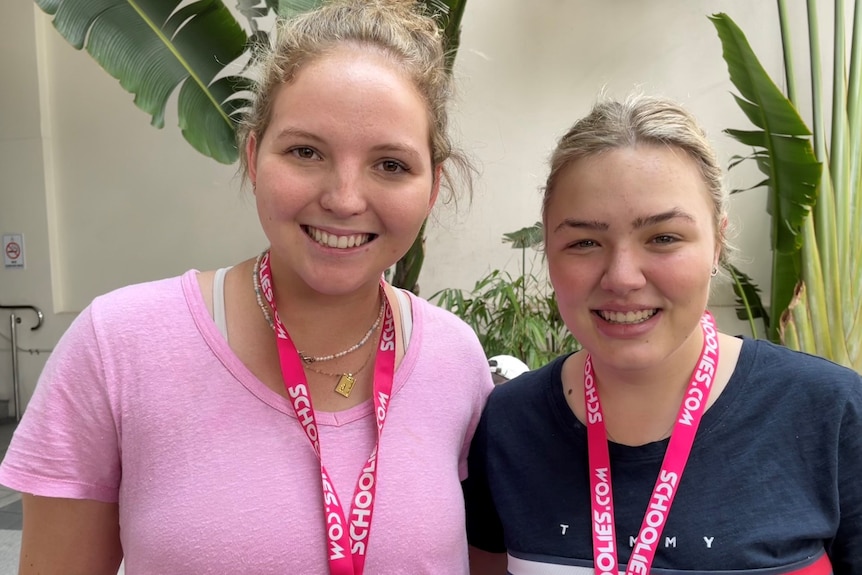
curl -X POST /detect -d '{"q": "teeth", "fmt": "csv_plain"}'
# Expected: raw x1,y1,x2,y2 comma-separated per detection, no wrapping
598,309,657,324
307,227,370,249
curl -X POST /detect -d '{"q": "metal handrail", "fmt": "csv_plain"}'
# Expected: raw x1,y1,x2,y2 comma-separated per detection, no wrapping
0,305,44,331
0,304,44,421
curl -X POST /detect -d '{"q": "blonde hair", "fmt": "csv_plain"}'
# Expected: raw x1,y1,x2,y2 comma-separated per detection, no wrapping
543,93,730,264
237,0,472,202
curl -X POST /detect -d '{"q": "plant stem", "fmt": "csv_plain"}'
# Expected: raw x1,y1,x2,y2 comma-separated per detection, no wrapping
777,0,798,104
521,245,526,313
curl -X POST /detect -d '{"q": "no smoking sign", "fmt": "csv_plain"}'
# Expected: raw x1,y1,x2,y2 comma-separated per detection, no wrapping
3,234,25,269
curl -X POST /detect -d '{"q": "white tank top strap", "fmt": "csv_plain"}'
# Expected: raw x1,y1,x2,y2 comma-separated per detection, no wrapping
213,267,231,341
394,287,412,351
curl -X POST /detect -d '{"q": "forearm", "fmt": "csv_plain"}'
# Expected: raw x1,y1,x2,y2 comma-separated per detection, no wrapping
469,545,507,575
19,494,123,575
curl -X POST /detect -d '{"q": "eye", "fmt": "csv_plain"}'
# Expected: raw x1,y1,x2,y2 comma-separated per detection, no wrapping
289,147,320,160
568,239,598,249
378,159,409,173
652,234,679,245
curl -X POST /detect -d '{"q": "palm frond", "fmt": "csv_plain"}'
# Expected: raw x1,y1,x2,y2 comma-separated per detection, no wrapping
431,0,468,70
710,12,822,342
715,3,861,372
236,0,270,33
37,0,248,164
782,0,861,372
502,222,543,250
724,263,769,338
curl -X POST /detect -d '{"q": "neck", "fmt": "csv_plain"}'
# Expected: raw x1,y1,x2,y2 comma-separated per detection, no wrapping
260,253,386,359
589,328,705,445
268,261,382,321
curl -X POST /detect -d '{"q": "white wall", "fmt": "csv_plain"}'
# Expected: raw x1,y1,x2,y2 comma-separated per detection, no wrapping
1,1,811,409
0,3,67,418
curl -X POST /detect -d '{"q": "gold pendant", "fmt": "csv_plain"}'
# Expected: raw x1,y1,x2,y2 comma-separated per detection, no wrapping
335,373,356,398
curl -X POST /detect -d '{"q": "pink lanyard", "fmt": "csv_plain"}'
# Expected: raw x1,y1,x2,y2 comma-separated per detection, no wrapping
258,251,395,575
585,312,719,575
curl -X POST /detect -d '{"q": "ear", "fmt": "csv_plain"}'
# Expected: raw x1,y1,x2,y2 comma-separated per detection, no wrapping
246,132,260,190
428,164,443,213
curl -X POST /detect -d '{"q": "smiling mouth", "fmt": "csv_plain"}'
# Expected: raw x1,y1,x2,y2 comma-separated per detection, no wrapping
304,226,375,249
595,309,659,325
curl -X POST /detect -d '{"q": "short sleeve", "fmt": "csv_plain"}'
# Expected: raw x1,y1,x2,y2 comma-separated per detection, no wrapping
828,372,862,575
0,304,121,502
462,409,506,553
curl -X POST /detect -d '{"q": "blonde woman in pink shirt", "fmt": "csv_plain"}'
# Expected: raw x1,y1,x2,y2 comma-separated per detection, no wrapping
0,1,494,573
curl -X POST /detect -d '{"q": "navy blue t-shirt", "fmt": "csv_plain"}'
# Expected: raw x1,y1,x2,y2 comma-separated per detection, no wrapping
464,338,862,575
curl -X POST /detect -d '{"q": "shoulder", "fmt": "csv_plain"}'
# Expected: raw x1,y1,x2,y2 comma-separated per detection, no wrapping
407,292,488,359
469,356,572,469
398,291,494,396
735,338,862,419
86,271,196,328
54,272,191,340
90,271,191,314
74,271,201,356
740,338,861,390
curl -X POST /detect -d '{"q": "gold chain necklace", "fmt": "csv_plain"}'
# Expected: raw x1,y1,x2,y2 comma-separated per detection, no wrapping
252,250,383,397
305,347,376,398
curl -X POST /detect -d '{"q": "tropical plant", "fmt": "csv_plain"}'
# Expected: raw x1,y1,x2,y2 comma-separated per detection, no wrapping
432,223,580,368
709,12,821,342
35,0,468,293
710,0,861,372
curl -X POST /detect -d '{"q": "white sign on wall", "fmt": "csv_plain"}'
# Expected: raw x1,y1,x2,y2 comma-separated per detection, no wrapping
3,233,25,269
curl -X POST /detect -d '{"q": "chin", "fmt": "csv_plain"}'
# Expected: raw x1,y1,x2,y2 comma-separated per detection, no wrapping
583,338,669,370
306,270,381,296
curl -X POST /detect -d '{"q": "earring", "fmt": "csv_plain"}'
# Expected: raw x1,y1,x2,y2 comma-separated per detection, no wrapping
711,265,718,277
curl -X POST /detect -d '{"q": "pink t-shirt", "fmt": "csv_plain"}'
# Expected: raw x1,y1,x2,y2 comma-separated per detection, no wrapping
0,271,494,574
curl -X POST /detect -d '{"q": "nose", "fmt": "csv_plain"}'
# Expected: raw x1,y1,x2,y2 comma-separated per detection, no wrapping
600,247,646,294
319,164,368,217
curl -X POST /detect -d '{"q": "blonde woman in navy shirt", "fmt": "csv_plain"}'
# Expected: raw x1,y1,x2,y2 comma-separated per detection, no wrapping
465,94,862,575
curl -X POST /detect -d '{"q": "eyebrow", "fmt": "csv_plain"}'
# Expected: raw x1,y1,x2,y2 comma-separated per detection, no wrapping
553,218,608,233
271,127,324,144
632,208,697,229
369,142,424,161
272,128,421,155
553,208,696,233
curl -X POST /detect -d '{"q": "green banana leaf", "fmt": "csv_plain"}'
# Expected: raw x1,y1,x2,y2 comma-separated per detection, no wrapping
713,2,861,373
710,13,822,342
725,263,769,339
36,0,249,164
434,0,468,71
778,0,861,372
